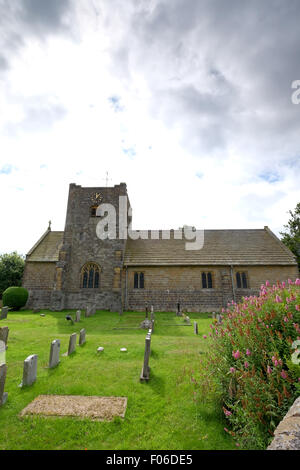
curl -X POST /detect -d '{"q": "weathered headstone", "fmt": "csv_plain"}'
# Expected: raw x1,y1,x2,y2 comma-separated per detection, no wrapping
184,315,191,325
0,363,8,406
85,305,96,317
151,318,155,333
67,333,77,355
194,321,198,335
0,307,8,320
0,327,9,350
212,312,216,320
75,310,81,322
79,329,86,346
145,305,149,319
49,340,60,368
21,354,38,387
140,332,151,382
176,302,181,317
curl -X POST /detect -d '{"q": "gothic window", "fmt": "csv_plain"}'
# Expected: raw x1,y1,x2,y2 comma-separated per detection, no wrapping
134,272,145,289
202,272,213,288
80,262,101,288
236,272,248,288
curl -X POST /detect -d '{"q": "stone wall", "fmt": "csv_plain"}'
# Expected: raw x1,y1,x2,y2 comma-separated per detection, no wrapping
267,397,300,450
125,265,298,312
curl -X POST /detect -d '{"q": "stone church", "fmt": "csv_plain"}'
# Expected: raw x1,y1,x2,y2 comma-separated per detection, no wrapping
22,183,299,312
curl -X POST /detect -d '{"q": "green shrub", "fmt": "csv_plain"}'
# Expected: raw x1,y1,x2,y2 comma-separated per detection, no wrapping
193,278,300,449
2,286,29,310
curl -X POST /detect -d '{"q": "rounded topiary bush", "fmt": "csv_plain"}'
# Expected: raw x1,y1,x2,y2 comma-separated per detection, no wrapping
2,286,29,310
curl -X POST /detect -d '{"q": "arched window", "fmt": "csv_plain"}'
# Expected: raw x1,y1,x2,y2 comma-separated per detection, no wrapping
236,272,248,288
80,262,101,288
90,205,101,217
202,272,213,288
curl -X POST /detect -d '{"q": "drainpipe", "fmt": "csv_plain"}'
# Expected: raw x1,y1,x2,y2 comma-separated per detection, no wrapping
230,265,236,302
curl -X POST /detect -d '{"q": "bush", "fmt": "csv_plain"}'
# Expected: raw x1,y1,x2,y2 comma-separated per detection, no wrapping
2,286,29,310
0,252,25,298
193,278,300,449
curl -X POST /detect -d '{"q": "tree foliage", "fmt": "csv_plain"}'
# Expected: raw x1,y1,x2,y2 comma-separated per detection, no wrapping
280,202,300,272
0,252,25,298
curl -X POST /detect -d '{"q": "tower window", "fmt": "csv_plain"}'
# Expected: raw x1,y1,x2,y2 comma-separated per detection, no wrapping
236,272,248,288
134,272,145,289
90,205,99,217
80,262,101,288
202,272,213,288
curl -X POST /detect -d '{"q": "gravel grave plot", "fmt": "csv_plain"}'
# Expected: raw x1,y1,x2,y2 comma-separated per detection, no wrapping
19,395,127,421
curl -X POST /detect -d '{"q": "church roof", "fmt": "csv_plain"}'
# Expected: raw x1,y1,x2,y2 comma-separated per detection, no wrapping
123,227,297,266
26,230,64,262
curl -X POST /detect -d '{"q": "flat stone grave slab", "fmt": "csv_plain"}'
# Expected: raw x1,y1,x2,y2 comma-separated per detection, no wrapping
20,395,128,421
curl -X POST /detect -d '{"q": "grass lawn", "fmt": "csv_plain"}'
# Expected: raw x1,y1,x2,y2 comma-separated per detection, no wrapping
0,310,236,450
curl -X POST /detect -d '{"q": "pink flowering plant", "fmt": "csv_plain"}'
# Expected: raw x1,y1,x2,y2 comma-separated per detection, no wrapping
193,279,300,449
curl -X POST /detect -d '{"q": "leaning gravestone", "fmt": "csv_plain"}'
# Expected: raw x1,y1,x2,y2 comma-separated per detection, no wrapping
21,354,38,387
75,310,81,322
63,333,77,356
0,327,9,350
140,331,151,382
0,307,8,320
194,321,198,335
49,340,60,368
79,329,86,346
0,363,8,406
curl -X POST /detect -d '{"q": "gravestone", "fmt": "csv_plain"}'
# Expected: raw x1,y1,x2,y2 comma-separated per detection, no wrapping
21,354,38,387
79,329,86,346
216,314,222,324
68,333,77,355
151,318,155,333
49,340,60,368
75,310,81,322
85,305,96,317
66,333,77,356
194,321,198,335
145,305,149,319
0,327,9,350
0,363,8,406
150,305,155,321
212,312,216,319
0,307,8,320
183,315,191,325
176,302,181,317
140,331,151,382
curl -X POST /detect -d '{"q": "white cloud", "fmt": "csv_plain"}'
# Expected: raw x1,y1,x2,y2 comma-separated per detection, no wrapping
0,0,299,254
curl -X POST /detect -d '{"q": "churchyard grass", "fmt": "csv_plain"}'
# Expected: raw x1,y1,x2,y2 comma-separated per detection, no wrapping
0,310,236,450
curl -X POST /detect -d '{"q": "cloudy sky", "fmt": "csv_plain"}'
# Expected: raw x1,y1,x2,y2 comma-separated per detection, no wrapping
0,0,300,255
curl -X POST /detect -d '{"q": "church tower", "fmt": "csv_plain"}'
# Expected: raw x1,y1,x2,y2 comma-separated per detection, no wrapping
51,182,130,311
